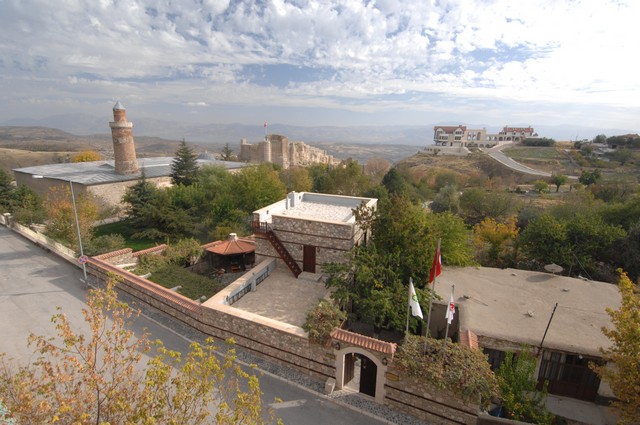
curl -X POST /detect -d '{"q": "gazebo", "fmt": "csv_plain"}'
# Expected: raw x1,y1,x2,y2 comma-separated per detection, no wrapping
206,233,255,273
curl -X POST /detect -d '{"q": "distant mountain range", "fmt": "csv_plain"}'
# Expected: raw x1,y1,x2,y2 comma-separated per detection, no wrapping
2,114,636,145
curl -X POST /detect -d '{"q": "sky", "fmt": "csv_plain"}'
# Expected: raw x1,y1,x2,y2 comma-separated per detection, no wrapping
1,0,639,134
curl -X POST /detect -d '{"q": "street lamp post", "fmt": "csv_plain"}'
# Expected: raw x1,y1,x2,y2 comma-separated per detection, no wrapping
33,175,88,284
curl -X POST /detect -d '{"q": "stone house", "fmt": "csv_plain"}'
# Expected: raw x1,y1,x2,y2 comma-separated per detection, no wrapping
251,191,377,276
433,125,539,148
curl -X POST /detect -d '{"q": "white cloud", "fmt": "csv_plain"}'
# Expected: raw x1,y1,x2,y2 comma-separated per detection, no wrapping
0,0,638,130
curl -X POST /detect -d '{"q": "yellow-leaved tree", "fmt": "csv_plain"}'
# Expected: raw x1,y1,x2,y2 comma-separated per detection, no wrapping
473,216,519,267
71,150,103,163
0,276,280,424
592,271,640,424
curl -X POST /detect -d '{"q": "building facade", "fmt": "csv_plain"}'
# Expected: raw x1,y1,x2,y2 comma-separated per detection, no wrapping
433,125,539,147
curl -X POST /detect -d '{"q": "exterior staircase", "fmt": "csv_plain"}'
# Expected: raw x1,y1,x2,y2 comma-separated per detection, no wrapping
253,221,302,277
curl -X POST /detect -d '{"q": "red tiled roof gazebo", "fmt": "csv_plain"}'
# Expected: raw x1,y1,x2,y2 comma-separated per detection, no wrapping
206,233,255,273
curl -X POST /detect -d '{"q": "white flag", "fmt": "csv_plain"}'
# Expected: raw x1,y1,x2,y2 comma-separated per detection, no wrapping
409,278,423,319
445,288,455,324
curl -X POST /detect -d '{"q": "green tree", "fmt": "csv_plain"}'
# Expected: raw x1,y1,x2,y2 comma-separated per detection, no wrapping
593,134,607,144
10,184,46,225
170,139,199,186
303,300,347,344
232,164,286,214
520,214,570,267
459,188,519,225
122,171,158,229
533,180,549,194
496,348,554,424
220,143,234,161
0,169,13,211
279,167,313,192
579,169,601,186
430,184,460,214
381,167,409,197
593,271,640,424
0,277,279,424
549,174,568,192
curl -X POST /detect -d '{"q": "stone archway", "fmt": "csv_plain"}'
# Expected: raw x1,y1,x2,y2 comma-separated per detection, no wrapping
329,329,397,404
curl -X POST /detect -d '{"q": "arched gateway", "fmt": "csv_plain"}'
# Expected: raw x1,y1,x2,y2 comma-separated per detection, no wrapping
329,329,397,403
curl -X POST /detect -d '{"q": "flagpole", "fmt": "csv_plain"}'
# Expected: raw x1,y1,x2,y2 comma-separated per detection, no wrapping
406,278,412,334
424,238,441,353
442,284,455,363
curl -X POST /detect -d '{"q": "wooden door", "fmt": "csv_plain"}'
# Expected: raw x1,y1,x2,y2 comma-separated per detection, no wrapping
358,355,377,397
343,353,355,385
303,245,316,273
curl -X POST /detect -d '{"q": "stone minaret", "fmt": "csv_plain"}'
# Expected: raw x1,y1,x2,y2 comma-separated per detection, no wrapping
109,101,139,175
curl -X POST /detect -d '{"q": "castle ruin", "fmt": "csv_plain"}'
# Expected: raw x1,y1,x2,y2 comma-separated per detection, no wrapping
238,134,337,169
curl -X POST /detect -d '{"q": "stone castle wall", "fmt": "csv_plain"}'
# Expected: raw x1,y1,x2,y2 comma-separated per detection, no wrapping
239,135,336,169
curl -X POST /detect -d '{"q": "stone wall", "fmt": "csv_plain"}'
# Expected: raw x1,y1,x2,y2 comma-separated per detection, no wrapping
238,135,337,169
384,364,479,425
86,257,336,382
88,176,171,211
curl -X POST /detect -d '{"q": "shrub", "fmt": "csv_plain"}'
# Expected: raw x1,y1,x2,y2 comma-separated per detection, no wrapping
303,300,346,345
395,335,499,407
85,233,126,256
164,238,203,266
496,348,554,424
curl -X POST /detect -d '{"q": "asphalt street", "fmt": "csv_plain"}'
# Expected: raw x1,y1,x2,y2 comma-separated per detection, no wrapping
0,226,391,425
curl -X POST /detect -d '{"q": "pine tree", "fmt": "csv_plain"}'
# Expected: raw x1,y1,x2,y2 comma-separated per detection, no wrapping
170,139,199,186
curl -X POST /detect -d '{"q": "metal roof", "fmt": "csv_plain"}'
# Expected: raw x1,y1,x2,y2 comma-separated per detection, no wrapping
13,157,248,186
113,101,125,110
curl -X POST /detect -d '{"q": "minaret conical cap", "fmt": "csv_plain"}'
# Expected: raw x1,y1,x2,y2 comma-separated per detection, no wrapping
113,101,125,111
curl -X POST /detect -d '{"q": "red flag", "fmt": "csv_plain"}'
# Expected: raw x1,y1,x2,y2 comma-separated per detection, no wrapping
264,121,267,128
429,239,441,284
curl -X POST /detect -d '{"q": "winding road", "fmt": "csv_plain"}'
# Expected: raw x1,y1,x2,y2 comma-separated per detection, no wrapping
480,143,552,177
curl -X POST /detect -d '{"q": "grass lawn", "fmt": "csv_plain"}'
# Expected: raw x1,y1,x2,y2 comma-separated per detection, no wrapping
502,146,566,161
94,220,158,251
147,264,223,300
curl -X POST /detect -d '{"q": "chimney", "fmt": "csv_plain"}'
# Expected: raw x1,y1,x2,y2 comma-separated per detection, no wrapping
109,101,139,175
228,233,238,241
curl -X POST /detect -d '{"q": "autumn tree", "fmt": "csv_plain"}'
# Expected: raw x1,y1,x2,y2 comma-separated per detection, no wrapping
365,157,391,181
474,217,519,266
44,185,99,252
592,271,640,424
171,139,199,186
0,277,279,424
71,150,102,163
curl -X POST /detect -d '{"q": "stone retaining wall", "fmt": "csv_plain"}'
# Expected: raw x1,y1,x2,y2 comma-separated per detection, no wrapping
384,365,479,425
86,257,336,382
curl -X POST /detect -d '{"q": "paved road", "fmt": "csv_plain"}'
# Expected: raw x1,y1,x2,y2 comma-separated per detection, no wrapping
481,143,552,177
0,226,395,425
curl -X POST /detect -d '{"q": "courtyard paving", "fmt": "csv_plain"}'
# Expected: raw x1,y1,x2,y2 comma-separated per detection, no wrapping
231,268,331,327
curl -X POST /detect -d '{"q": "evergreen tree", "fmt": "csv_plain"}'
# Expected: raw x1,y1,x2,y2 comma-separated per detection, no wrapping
122,170,158,230
220,143,234,161
0,169,13,210
170,139,199,186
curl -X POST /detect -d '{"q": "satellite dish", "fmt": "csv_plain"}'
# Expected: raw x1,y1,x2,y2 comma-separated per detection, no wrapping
544,263,563,274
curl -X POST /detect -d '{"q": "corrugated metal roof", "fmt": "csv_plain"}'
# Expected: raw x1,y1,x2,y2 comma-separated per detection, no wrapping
14,157,248,186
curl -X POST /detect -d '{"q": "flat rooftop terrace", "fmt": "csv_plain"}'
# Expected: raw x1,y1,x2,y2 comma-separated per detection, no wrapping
255,192,377,224
230,268,331,327
278,200,354,222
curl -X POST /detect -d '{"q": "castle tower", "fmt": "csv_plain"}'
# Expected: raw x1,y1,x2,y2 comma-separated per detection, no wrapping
109,101,139,175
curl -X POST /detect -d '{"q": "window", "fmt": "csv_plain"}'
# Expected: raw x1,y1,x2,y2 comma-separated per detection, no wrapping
483,348,507,370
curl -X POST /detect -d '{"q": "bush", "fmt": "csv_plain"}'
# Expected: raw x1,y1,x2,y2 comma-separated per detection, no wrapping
395,335,499,407
496,348,554,424
164,238,203,266
85,233,126,256
303,300,346,345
